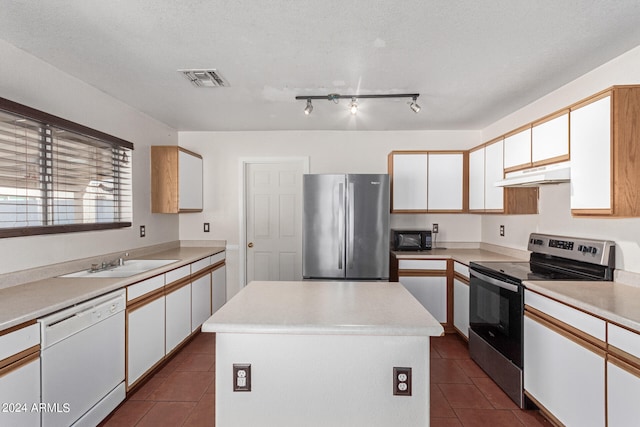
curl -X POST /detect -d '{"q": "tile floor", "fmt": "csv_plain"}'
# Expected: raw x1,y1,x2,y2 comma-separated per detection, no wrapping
104,332,551,426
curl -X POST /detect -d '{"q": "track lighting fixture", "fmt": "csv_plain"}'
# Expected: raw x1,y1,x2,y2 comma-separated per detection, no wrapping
409,96,421,113
349,98,358,115
295,93,420,116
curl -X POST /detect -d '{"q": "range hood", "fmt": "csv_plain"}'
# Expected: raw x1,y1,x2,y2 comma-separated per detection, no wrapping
495,162,570,187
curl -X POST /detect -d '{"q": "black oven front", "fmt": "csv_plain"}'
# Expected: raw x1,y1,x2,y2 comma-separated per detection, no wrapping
469,268,523,367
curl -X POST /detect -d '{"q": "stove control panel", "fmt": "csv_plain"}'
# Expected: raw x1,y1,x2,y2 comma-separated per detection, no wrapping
527,233,615,268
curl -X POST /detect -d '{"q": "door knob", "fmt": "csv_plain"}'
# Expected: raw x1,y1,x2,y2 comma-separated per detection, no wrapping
248,242,254,248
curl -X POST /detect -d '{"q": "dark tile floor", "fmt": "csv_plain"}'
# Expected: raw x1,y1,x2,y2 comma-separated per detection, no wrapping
104,332,551,426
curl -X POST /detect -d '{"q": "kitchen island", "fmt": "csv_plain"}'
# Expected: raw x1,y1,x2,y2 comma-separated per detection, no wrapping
202,280,444,427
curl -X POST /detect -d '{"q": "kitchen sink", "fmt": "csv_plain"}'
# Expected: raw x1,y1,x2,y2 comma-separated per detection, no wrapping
60,259,179,278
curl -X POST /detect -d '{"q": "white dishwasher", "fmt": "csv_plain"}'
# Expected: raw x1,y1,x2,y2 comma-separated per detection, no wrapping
39,289,126,427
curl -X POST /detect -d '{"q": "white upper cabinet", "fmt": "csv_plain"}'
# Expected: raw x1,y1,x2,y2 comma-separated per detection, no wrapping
503,126,532,171
484,139,505,211
390,152,428,211
468,147,485,211
570,95,612,212
531,111,569,166
389,151,465,212
468,139,505,212
178,149,204,211
427,152,464,211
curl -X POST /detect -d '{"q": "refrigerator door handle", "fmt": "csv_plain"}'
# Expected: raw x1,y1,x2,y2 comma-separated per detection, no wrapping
337,182,344,270
347,181,355,269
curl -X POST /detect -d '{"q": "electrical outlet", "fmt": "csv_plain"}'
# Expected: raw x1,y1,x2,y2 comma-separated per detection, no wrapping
140,225,146,237
233,364,251,392
204,222,210,232
500,225,505,237
393,367,412,396
432,223,439,234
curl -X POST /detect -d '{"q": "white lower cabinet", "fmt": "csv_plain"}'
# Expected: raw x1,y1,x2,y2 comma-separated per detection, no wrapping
524,312,605,427
127,296,166,388
400,275,447,323
0,357,40,426
212,264,227,314
608,358,640,426
165,283,191,354
453,278,469,338
192,272,211,331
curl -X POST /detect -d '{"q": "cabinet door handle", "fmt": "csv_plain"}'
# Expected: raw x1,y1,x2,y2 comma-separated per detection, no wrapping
248,242,254,248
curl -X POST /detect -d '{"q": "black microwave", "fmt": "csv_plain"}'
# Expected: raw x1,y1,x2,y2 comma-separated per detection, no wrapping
391,229,432,251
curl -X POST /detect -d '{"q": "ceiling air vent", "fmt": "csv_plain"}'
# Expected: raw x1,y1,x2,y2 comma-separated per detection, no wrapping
179,69,229,88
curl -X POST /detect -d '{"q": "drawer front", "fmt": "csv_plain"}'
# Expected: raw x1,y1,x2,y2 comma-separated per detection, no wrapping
609,323,640,359
0,323,40,362
127,274,165,301
453,261,469,279
165,265,191,284
398,259,447,271
525,290,606,341
211,251,226,265
191,257,211,274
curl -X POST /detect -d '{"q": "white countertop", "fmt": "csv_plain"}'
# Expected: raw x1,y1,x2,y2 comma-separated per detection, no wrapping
0,246,224,332
525,280,640,332
202,281,445,337
392,248,527,265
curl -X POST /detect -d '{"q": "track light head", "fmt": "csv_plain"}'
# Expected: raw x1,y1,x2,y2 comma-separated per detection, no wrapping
409,97,421,113
349,97,358,115
304,99,313,115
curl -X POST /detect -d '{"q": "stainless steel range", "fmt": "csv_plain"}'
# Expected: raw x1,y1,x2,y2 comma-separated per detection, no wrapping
468,233,615,408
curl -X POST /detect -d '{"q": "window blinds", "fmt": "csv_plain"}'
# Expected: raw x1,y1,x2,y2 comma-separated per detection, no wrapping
0,100,133,237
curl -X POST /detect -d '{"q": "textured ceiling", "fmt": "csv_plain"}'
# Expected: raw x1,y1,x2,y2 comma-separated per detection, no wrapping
2,0,640,131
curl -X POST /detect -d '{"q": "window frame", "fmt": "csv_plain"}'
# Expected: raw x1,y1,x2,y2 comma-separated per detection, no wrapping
0,97,134,238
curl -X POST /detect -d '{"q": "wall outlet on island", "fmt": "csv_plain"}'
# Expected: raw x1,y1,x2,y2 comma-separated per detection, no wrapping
139,225,146,238
432,223,439,234
500,225,505,237
393,367,412,396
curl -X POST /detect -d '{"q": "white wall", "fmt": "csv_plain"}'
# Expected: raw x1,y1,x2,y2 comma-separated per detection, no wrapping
480,45,640,273
0,40,179,274
179,130,482,296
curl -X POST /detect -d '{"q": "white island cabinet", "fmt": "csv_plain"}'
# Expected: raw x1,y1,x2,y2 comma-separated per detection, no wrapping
203,281,443,427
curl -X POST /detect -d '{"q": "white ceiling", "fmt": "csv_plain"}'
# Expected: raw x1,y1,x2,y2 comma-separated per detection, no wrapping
2,1,640,132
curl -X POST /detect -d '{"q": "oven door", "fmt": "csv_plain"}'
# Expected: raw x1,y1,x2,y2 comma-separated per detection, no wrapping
469,268,523,368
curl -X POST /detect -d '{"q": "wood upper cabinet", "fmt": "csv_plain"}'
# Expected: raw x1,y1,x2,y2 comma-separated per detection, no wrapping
531,110,569,166
503,126,532,171
389,151,467,213
151,146,203,213
570,86,640,216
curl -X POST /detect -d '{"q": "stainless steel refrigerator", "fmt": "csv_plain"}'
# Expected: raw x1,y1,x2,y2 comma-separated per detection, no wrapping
303,174,390,280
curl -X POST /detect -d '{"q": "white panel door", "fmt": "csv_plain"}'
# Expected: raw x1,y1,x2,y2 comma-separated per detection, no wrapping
453,279,469,338
504,127,531,170
468,147,485,210
246,161,304,283
178,150,203,210
391,153,428,210
532,112,569,164
570,95,612,210
484,139,504,210
165,284,191,353
524,314,605,427
192,273,211,331
400,276,447,322
428,153,464,210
